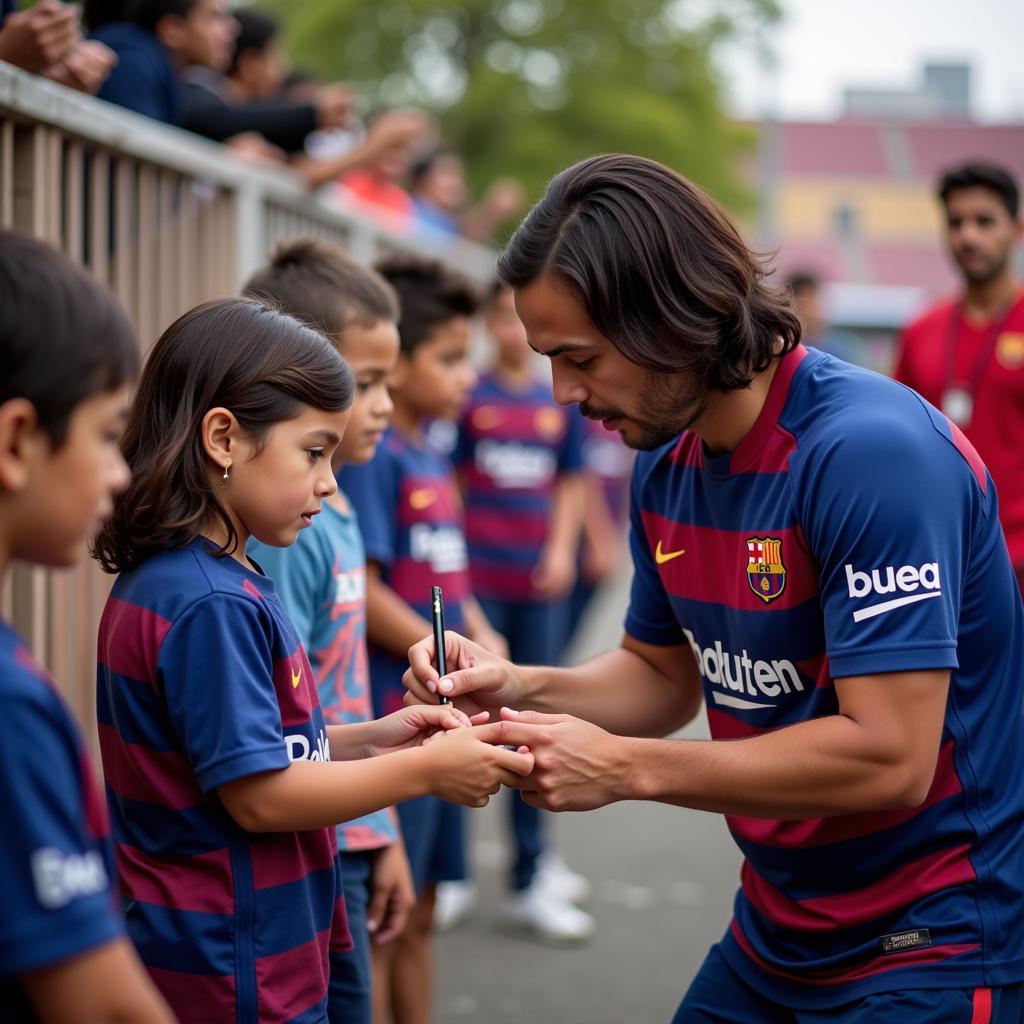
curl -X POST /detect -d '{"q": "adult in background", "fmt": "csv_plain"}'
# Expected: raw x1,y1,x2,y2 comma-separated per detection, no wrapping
894,162,1024,591
405,154,1024,1022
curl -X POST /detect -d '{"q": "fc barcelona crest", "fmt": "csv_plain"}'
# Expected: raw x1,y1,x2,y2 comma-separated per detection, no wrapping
746,537,786,604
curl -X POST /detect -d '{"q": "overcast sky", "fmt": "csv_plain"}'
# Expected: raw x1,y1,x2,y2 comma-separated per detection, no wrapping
717,0,1024,122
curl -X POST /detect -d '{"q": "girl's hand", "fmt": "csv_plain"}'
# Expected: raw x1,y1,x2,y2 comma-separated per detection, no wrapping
421,723,534,807
364,704,474,758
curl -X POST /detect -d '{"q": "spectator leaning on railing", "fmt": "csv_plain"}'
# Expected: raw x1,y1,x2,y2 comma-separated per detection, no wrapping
0,0,116,94
91,0,237,125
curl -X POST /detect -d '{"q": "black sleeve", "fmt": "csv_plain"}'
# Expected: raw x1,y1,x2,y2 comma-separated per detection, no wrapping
181,82,318,154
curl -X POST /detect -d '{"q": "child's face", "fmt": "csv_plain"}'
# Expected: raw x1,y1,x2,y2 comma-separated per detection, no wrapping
486,288,532,369
228,405,350,548
392,316,477,422
335,320,399,466
7,387,132,568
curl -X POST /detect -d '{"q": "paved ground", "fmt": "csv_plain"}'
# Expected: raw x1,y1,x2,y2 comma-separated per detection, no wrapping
434,570,742,1024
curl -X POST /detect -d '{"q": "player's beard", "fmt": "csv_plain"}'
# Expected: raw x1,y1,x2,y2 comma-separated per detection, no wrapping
580,370,710,452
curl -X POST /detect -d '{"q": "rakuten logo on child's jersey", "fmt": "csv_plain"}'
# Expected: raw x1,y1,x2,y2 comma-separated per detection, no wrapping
286,727,331,762
682,628,804,710
475,440,557,489
844,561,942,622
31,847,108,908
409,524,468,573
334,568,365,605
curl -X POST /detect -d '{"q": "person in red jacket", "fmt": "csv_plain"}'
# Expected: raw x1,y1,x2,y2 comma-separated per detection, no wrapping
894,162,1024,589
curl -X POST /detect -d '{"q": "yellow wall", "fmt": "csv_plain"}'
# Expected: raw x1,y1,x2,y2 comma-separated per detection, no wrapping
775,179,942,240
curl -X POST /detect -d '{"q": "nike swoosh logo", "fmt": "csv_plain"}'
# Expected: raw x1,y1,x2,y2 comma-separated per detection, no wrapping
409,488,437,510
654,540,686,564
291,669,301,689
852,590,941,623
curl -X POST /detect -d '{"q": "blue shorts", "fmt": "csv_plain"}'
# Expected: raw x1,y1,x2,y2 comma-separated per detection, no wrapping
673,944,1024,1023
396,795,465,895
328,850,375,1024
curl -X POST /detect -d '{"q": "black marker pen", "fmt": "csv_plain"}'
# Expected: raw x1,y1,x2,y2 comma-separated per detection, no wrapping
431,585,450,704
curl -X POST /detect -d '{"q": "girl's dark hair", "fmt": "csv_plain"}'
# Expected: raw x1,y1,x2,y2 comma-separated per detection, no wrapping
93,298,354,574
374,253,479,355
497,154,802,392
0,230,138,448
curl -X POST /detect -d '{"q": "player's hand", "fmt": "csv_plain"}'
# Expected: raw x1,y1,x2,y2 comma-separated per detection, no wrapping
494,708,631,812
403,629,524,718
531,544,577,599
363,703,474,758
367,839,415,944
422,722,534,807
0,0,79,73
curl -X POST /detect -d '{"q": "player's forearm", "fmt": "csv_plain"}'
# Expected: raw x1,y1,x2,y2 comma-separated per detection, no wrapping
365,573,432,655
622,714,937,817
519,646,700,737
220,754,432,832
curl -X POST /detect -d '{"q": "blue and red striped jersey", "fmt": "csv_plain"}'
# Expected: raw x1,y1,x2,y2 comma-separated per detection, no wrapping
625,345,1024,1007
339,428,471,716
454,373,584,600
96,539,350,1024
0,621,122,1022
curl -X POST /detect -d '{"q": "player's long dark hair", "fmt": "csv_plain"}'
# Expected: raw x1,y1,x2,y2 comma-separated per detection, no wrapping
93,298,353,574
497,154,801,392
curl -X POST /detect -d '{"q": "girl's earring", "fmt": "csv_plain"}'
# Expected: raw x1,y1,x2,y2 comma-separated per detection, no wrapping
220,464,230,490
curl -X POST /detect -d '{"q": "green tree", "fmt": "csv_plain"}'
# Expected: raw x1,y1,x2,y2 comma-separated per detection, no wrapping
263,0,778,221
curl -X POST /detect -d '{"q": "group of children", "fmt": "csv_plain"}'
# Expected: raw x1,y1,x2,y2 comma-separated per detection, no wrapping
0,228,629,1023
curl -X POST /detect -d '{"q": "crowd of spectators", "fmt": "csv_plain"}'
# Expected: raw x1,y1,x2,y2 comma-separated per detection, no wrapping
0,0,524,245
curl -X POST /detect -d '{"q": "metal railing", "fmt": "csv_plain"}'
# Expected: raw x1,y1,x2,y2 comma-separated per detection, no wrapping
0,60,496,737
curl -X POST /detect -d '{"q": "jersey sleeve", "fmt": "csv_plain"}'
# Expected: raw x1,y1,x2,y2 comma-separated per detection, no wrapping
250,530,330,651
0,691,122,974
795,406,971,679
158,595,290,792
623,455,683,646
557,407,585,475
338,450,400,567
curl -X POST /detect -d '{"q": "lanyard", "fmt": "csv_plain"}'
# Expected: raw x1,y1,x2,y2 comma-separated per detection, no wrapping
943,292,1021,399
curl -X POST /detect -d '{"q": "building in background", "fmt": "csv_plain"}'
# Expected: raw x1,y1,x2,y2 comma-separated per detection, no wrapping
749,63,1024,369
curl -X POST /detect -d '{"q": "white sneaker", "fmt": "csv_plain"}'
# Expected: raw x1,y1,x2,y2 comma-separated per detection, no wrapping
501,880,595,943
536,852,592,905
433,880,476,933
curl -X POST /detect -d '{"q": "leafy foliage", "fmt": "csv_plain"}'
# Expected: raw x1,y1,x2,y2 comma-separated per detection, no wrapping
261,0,780,224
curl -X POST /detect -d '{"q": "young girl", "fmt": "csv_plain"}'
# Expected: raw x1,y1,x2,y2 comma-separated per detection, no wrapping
92,297,533,1023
